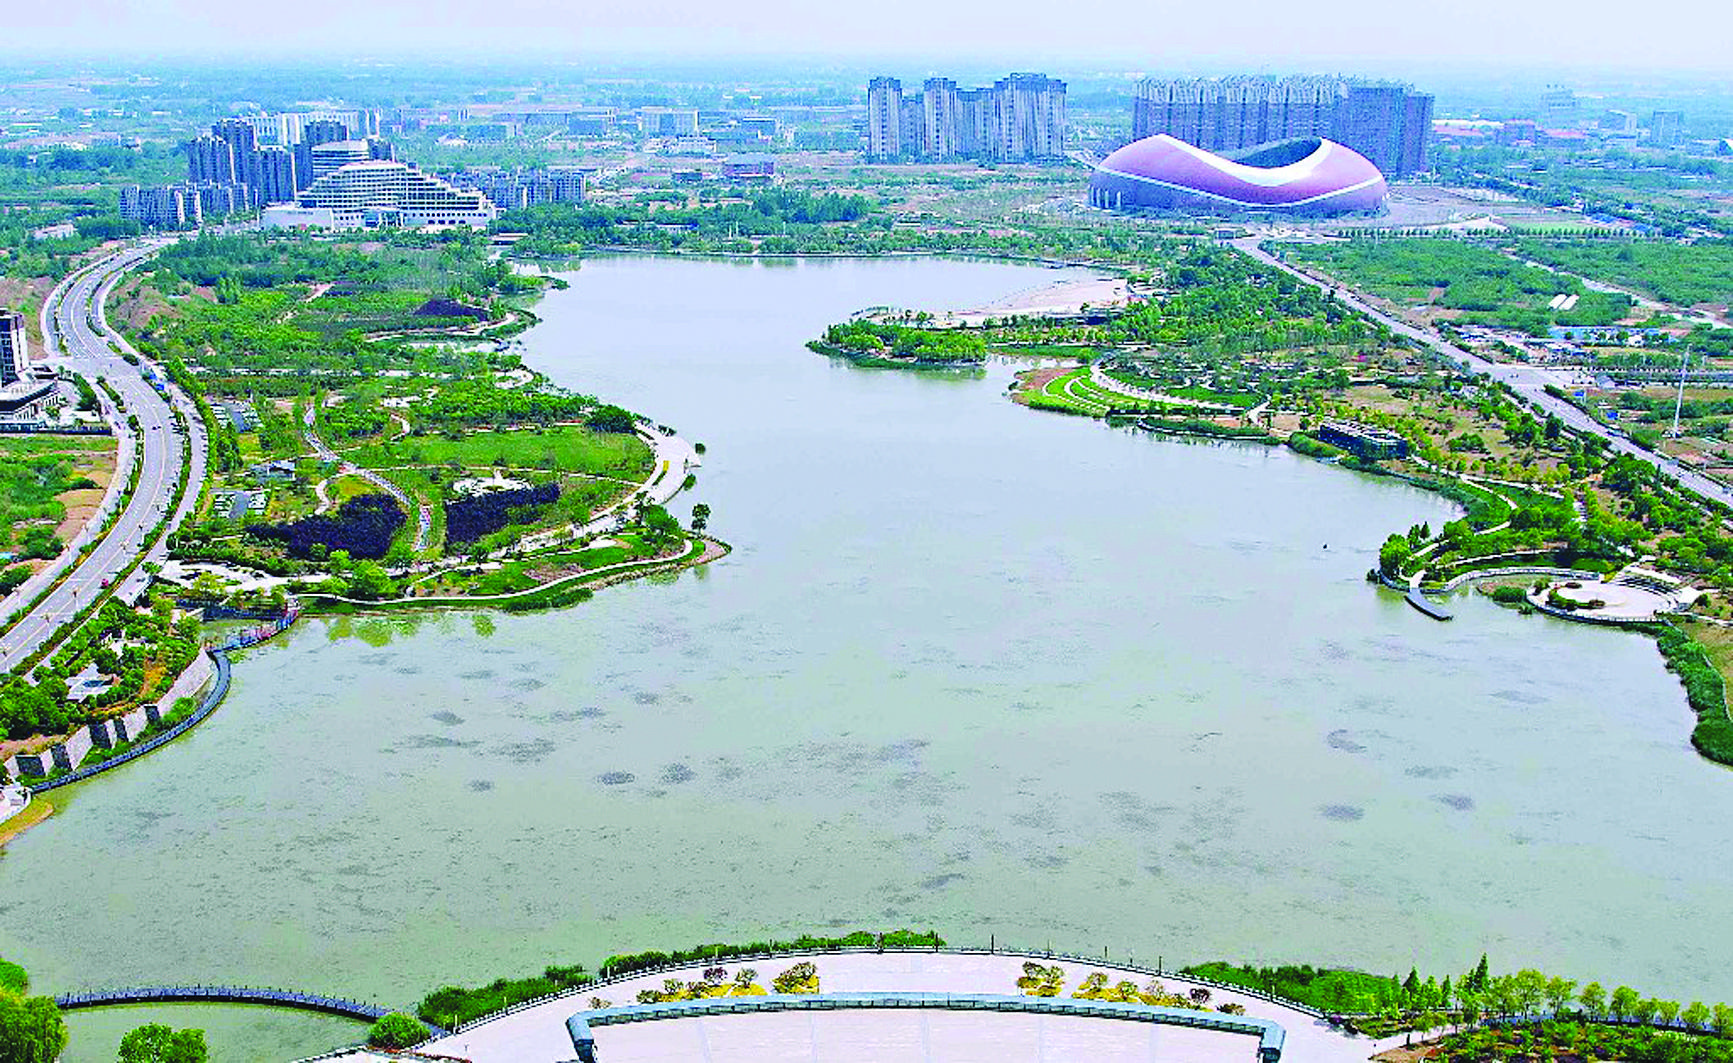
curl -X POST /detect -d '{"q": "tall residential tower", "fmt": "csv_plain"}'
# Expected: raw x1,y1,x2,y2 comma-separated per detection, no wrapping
1131,75,1434,176
865,72,1066,163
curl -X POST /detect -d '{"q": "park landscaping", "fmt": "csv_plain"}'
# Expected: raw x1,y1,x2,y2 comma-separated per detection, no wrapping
1280,236,1634,334
106,229,708,612
0,433,116,588
810,232,1733,770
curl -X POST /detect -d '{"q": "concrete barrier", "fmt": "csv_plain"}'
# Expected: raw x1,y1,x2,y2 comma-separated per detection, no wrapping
565,993,1286,1063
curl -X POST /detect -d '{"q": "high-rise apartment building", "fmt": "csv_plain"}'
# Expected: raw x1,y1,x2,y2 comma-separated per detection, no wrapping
867,77,905,161
190,181,248,219
186,134,236,184
865,72,1067,162
295,119,351,190
211,118,260,190
120,185,203,229
1648,110,1685,147
252,147,298,206
1132,75,1433,176
0,309,28,387
1398,93,1434,176
992,73,1068,161
1540,86,1579,129
193,112,390,207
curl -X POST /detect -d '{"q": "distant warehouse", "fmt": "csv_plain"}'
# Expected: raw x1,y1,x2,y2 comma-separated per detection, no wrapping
721,154,776,182
1317,420,1409,459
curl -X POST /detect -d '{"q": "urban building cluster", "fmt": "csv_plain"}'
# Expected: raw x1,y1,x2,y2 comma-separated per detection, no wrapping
1131,76,1433,176
445,166,588,209
1531,86,1686,146
393,103,782,152
0,308,59,421
121,109,603,231
866,73,1067,162
117,111,392,229
1434,104,1692,151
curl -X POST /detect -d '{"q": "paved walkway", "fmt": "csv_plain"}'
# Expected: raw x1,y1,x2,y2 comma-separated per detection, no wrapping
331,951,1411,1063
302,404,432,551
0,785,31,829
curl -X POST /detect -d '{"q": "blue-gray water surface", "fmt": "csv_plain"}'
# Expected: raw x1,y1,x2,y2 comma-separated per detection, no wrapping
3,256,1725,1061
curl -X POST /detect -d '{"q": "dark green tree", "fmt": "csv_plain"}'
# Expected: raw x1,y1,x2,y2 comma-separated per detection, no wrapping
0,990,67,1063
367,1013,428,1049
116,1023,206,1063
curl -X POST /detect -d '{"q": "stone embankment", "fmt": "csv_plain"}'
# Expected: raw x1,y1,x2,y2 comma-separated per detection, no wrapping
2,609,300,791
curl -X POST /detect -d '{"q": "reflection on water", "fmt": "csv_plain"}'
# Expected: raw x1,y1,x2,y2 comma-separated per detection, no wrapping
2,257,1726,1063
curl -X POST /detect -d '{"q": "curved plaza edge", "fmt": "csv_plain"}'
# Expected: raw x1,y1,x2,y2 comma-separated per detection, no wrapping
292,948,1413,1063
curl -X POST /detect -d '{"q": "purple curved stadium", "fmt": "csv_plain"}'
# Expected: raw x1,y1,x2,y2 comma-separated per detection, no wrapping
1089,134,1388,216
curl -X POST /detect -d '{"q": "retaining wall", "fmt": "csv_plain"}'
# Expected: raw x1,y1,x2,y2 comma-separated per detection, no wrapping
567,993,1285,1063
4,650,216,783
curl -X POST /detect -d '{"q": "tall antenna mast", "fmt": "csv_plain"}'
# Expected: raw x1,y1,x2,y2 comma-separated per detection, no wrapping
1672,352,1689,437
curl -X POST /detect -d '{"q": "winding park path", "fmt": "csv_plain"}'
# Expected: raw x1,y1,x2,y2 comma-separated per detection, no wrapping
301,403,432,551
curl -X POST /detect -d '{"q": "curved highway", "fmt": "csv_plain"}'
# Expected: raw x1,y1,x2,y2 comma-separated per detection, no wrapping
1235,236,1733,512
0,241,205,673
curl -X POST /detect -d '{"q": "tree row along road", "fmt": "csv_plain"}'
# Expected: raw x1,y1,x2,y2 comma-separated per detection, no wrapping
1233,237,1733,513
0,240,207,674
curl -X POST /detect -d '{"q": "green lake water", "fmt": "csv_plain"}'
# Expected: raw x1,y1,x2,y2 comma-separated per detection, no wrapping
3,255,1725,1061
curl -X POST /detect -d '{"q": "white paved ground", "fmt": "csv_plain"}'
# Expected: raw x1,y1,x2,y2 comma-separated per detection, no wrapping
590,1008,1250,1063
395,952,1407,1063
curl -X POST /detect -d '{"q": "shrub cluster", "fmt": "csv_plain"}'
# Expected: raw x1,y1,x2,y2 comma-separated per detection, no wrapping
367,1012,429,1049
444,483,560,545
251,493,405,560
1438,1020,1733,1062
417,964,593,1030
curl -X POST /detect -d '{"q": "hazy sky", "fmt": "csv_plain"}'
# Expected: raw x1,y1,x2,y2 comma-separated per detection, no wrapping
17,0,1732,74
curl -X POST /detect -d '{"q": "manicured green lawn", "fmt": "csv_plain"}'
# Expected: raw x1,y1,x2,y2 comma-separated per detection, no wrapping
351,425,653,480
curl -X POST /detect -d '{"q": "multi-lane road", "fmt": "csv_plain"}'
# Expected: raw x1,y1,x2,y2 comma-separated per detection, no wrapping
1234,236,1733,512
0,241,205,674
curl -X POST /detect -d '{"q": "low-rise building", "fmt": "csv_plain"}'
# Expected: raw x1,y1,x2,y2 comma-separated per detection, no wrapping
638,107,700,137
1317,420,1409,459
721,154,775,182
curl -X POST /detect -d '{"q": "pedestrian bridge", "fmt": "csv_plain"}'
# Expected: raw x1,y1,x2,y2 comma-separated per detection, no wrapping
54,985,441,1033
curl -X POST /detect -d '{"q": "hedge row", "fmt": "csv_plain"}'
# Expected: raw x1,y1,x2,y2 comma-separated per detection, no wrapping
416,929,947,1031
1653,626,1733,767
417,963,593,1030
599,929,946,979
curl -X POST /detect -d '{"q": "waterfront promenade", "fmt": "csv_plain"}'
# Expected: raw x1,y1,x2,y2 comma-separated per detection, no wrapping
310,950,1409,1063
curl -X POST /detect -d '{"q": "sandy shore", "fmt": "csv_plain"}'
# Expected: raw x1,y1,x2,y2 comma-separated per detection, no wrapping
943,275,1131,325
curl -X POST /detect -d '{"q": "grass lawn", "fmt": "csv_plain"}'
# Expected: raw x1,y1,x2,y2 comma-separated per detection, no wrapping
0,434,117,558
1681,619,1733,669
329,474,378,505
351,425,652,480
0,799,53,848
